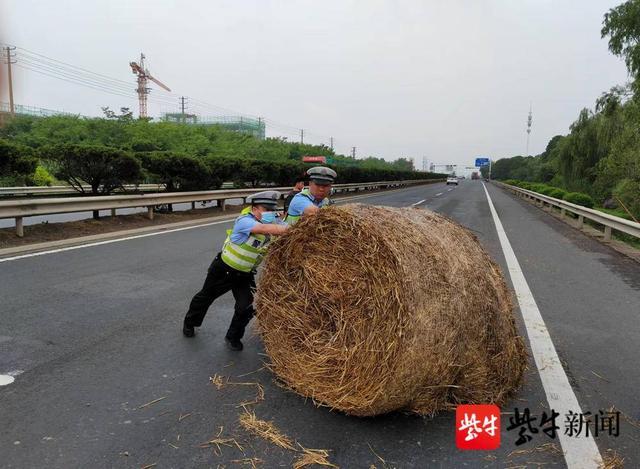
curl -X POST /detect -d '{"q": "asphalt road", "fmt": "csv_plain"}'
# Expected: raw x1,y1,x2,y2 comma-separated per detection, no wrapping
1,181,638,468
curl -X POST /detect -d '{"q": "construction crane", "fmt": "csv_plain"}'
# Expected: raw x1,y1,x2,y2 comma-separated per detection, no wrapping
129,53,171,119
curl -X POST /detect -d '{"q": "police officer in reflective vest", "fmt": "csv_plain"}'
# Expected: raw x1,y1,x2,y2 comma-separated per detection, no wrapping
285,166,337,225
182,191,288,351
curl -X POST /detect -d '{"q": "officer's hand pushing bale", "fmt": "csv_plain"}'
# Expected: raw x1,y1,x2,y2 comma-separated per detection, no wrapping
182,190,288,351
255,203,528,416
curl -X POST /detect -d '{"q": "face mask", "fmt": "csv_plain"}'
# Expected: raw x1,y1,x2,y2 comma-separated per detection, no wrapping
261,211,276,224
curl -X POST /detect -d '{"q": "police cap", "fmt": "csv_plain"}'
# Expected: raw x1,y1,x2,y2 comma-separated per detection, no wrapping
247,190,281,209
307,166,337,185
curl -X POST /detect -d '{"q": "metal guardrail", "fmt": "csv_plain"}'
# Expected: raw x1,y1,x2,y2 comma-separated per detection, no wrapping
0,183,167,197
495,181,640,242
0,179,441,237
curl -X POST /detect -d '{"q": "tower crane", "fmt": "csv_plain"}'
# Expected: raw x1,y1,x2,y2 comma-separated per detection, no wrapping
129,53,171,119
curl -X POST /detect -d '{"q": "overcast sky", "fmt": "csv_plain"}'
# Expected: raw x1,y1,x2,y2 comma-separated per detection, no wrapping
0,0,630,167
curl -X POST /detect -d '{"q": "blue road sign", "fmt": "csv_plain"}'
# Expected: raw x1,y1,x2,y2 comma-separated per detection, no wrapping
475,157,490,167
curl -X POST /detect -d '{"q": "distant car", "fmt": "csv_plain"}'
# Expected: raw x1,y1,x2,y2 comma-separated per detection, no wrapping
446,176,458,185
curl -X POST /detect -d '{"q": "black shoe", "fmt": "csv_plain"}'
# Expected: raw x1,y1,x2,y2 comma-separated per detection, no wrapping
183,323,195,337
225,337,243,351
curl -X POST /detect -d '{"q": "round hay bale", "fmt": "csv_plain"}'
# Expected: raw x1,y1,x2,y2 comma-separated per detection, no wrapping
255,203,527,417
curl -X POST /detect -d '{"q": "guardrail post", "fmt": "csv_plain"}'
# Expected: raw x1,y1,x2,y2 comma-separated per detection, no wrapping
15,216,24,237
577,215,584,230
191,201,196,210
147,206,154,220
218,199,226,211
110,208,116,218
561,208,566,218
604,226,612,241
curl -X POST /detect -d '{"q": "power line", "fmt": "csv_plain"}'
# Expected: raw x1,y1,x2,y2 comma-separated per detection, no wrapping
15,62,175,105
17,56,178,105
6,44,136,87
4,42,346,148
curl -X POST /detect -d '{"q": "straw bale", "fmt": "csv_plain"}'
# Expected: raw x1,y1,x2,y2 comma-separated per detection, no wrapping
255,204,527,416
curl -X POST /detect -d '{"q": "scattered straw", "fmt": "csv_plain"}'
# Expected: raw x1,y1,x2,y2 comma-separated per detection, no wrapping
238,410,294,451
200,426,244,456
210,374,265,406
178,412,193,422
293,446,338,469
507,443,562,459
599,449,624,469
591,370,610,383
138,396,167,409
141,464,157,469
237,367,266,378
231,458,263,468
210,374,226,389
367,443,386,467
255,204,527,416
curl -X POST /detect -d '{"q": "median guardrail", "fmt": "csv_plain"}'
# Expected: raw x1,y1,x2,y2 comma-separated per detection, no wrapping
0,183,167,197
495,181,640,242
0,179,441,237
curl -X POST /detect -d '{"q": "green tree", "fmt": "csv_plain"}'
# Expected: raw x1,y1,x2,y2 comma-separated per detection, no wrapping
0,139,38,186
41,143,143,218
141,152,211,192
602,0,640,81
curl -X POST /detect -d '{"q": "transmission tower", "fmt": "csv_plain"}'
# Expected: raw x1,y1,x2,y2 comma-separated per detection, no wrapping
526,104,533,156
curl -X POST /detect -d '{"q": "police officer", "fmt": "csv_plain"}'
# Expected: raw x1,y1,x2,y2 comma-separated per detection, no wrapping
182,191,288,351
285,166,337,225
283,176,306,217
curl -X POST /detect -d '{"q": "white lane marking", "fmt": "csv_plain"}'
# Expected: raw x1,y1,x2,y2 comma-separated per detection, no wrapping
0,219,236,263
482,183,602,469
447,188,453,192
435,192,443,196
0,375,16,386
411,199,426,206
0,187,418,263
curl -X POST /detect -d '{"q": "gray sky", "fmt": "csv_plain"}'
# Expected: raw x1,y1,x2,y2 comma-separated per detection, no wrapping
0,0,630,167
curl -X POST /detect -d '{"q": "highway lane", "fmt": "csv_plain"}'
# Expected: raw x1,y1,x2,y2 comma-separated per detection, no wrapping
1,180,638,467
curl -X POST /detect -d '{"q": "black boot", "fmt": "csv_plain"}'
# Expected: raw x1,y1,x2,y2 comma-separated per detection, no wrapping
183,321,195,338
225,336,243,351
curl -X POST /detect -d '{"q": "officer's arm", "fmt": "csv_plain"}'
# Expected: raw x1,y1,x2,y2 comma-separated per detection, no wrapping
250,224,289,235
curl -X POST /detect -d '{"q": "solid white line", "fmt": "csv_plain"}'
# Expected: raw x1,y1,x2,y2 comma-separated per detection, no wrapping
411,199,426,206
435,192,443,196
482,183,602,469
0,219,235,263
0,375,16,386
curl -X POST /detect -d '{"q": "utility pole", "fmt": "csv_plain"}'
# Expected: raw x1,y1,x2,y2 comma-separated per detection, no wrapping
330,137,334,151
300,129,304,144
179,96,187,123
351,146,356,159
4,46,16,115
526,103,533,156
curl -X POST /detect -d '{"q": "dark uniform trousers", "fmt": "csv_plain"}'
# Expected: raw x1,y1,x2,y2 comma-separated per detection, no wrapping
184,254,256,341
